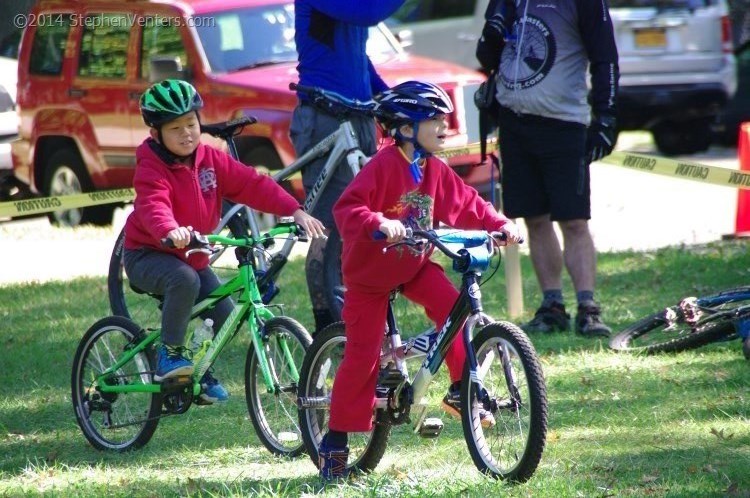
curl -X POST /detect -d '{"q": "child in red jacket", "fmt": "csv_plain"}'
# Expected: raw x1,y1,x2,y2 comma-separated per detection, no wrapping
123,80,324,402
318,81,522,479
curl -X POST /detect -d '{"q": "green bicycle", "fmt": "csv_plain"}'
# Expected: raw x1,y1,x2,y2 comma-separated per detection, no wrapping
71,223,311,456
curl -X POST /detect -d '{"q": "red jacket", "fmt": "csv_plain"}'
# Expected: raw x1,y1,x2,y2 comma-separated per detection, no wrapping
124,139,300,269
333,145,510,292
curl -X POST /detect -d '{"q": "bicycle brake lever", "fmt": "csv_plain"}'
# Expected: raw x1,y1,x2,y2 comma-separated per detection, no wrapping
185,247,214,257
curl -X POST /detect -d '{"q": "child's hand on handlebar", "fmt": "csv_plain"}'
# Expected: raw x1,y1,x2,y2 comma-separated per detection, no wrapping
292,209,326,239
493,221,524,246
166,226,193,249
378,219,408,243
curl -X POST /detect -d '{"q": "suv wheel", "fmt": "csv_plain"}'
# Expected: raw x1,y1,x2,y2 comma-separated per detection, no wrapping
44,149,114,227
652,119,713,157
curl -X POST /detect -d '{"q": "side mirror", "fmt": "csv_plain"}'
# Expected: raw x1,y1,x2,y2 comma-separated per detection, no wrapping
149,56,190,82
395,29,413,49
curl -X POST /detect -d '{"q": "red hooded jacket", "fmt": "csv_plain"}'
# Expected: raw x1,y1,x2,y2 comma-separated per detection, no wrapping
124,139,300,269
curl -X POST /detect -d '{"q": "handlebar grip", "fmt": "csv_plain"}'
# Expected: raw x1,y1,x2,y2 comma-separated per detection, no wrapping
160,238,175,248
373,231,386,240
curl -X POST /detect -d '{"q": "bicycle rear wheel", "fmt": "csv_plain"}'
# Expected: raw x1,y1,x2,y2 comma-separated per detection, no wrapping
71,316,161,451
462,321,547,482
608,290,750,353
245,316,311,457
297,323,391,475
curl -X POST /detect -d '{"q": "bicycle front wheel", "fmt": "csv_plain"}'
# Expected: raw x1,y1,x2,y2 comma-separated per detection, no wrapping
297,323,391,475
71,316,161,451
609,305,738,354
462,321,548,482
245,316,311,457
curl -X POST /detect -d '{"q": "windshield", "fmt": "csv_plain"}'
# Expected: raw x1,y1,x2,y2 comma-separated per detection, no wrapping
608,0,718,7
195,5,399,73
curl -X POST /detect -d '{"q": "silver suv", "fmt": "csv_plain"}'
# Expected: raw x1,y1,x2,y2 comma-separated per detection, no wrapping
611,0,736,155
390,0,738,156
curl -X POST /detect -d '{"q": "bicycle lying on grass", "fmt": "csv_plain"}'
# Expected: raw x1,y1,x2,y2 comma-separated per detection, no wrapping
609,286,750,359
297,228,548,481
72,225,312,455
108,83,377,328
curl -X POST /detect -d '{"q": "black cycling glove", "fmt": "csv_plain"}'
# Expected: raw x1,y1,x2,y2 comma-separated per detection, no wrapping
586,113,617,163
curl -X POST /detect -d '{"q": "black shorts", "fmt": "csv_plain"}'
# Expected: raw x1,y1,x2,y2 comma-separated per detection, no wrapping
289,103,378,228
498,109,590,221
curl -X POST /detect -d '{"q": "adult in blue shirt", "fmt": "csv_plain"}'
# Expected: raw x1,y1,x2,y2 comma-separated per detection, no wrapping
290,0,405,335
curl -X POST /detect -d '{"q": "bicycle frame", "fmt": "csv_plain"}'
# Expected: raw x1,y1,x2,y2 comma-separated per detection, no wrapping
215,119,367,272
95,226,302,398
378,271,497,433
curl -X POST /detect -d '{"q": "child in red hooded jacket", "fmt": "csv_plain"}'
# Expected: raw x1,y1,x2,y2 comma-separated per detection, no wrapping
123,79,325,403
316,81,522,480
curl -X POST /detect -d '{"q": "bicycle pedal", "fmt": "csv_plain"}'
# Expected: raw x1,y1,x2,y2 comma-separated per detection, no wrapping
378,368,405,388
418,417,444,439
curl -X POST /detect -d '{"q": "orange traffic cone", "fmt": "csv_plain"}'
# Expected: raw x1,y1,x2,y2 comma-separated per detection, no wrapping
734,123,750,236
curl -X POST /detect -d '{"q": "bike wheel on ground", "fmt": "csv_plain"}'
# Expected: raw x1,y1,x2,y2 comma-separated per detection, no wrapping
71,316,161,451
245,316,312,457
461,321,548,482
609,299,744,354
297,323,391,474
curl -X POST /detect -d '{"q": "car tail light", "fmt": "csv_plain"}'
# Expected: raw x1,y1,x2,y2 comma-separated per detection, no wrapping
443,87,460,132
721,15,733,54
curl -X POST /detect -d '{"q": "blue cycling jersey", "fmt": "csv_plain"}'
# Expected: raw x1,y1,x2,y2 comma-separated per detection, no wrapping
294,0,403,101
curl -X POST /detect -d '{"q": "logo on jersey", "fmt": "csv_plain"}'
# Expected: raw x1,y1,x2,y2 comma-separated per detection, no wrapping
499,15,556,91
198,167,218,194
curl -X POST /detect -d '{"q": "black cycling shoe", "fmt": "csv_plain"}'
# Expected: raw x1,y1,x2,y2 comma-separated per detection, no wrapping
521,302,570,333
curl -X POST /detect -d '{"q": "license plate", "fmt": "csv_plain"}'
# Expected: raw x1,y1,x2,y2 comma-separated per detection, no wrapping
634,28,666,48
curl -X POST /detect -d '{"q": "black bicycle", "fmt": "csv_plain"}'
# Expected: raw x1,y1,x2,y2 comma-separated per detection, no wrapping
297,228,548,481
609,286,750,358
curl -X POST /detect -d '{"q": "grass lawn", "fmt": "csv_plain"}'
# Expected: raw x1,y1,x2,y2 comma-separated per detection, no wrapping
0,239,748,497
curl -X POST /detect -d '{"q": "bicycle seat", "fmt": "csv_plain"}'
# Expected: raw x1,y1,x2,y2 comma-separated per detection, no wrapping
201,116,257,140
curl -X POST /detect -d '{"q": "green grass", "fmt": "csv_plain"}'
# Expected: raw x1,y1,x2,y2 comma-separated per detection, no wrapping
1,240,749,497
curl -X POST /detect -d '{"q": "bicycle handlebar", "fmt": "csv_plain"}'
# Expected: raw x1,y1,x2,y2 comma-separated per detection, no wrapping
160,221,306,254
374,228,507,273
289,82,378,116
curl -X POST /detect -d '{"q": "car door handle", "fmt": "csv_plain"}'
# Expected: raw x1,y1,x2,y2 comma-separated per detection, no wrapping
68,88,87,98
129,91,142,100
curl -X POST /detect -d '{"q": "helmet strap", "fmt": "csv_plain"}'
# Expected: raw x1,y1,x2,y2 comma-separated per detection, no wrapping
402,122,429,185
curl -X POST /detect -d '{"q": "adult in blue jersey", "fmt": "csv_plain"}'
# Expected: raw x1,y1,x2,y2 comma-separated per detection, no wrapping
290,0,405,334
477,0,619,337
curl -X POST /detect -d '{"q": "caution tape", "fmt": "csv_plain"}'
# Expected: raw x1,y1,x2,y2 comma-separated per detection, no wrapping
436,140,498,160
0,188,134,218
0,145,744,219
600,151,749,190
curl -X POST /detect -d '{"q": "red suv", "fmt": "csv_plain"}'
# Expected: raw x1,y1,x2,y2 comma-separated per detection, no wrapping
12,0,489,226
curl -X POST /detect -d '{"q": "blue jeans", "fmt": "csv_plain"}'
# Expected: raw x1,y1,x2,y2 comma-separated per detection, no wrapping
123,248,234,346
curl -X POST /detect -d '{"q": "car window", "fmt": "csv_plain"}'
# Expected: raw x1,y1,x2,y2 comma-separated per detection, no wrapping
195,5,399,73
77,14,131,79
140,18,188,80
195,5,297,73
609,0,718,7
390,0,477,23
29,20,70,76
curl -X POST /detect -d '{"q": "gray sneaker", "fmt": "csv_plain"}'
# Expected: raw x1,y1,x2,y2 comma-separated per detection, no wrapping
576,303,611,338
521,303,571,333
